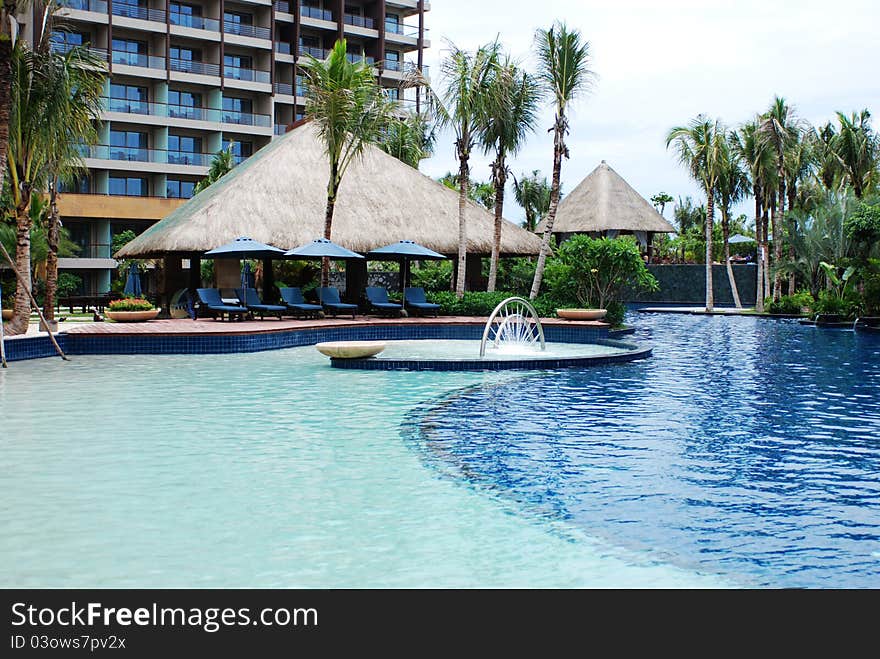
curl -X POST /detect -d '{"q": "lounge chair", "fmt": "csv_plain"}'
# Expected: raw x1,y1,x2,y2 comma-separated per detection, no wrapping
196,288,249,321
404,287,440,317
365,287,403,317
280,287,323,319
317,286,358,319
236,288,288,320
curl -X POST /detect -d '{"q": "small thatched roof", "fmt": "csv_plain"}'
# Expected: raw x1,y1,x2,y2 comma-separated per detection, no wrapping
118,121,542,258
535,161,675,235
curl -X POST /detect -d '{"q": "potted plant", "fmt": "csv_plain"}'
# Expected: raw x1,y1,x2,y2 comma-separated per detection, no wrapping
106,297,160,322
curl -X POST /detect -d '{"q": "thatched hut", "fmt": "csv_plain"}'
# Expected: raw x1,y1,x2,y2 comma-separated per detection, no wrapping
535,161,675,259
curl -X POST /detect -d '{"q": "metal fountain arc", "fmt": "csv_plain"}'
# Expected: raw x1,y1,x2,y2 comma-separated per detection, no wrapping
479,297,546,358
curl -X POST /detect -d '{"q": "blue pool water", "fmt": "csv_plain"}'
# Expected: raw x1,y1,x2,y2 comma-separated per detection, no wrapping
410,314,880,587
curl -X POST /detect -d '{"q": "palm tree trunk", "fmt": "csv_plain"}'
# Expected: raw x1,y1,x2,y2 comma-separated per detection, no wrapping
705,190,715,312
529,119,564,300
43,179,60,322
455,153,469,298
8,189,32,335
773,180,785,301
787,184,797,296
762,205,771,302
322,165,338,288
0,34,10,201
487,157,506,292
754,192,764,312
722,207,741,308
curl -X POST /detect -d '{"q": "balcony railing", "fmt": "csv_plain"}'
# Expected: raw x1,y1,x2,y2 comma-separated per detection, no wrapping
167,151,209,166
344,14,374,29
223,65,270,84
232,154,250,165
170,58,221,77
274,124,288,135
346,53,375,65
383,59,402,71
223,21,271,40
275,42,291,54
273,1,290,13
167,104,211,121
299,45,329,59
301,6,332,21
104,97,155,115
273,82,293,96
385,20,422,38
170,13,221,31
111,51,166,70
72,243,112,258
220,109,272,127
51,43,109,61
80,144,211,166
61,0,108,13
111,4,166,22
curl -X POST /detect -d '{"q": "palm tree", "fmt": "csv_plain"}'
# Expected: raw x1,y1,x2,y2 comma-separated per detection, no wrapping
667,115,728,311
732,119,776,312
717,133,750,308
832,110,878,199
300,38,392,286
481,59,541,291
38,12,106,322
811,122,842,192
0,1,33,202
651,192,674,217
194,143,236,194
782,128,815,294
437,40,499,297
529,22,594,300
513,170,551,232
379,111,434,169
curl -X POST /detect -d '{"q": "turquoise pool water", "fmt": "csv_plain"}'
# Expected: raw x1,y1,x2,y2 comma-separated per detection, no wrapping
0,344,724,587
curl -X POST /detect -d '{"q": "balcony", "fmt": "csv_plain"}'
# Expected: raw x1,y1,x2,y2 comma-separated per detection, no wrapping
275,42,292,54
224,21,272,40
112,51,166,70
167,151,209,166
51,43,109,61
80,144,211,166
385,21,422,38
346,53,375,65
273,81,293,96
223,65,271,84
104,97,160,115
170,58,221,77
299,45,329,59
220,109,272,128
111,4,166,22
232,154,249,165
170,13,221,31
167,104,212,121
61,0,108,12
301,6,333,21
274,124,288,135
273,0,289,11
344,14,374,29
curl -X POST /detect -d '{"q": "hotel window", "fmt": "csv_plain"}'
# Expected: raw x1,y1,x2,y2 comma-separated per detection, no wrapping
50,30,89,52
166,179,196,199
385,87,399,102
385,13,400,34
168,90,202,119
168,135,203,165
108,84,148,114
170,2,202,28
58,175,91,194
111,39,147,67
109,130,148,160
222,139,253,163
385,49,399,71
108,176,149,196
224,53,253,79
114,0,147,20
224,10,253,26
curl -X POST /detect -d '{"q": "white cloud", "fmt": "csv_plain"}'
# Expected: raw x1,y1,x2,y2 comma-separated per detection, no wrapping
418,0,880,223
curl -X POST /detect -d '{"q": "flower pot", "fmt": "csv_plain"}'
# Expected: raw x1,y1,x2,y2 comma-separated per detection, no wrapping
106,309,160,322
316,341,387,359
1,309,11,322
556,308,608,321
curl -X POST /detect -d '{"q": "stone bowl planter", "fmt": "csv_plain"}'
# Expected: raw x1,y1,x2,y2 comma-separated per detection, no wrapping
316,341,387,359
1,309,12,322
106,309,160,322
556,308,608,321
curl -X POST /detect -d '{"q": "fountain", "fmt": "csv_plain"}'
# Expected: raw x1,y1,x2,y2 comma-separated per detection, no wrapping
479,297,546,357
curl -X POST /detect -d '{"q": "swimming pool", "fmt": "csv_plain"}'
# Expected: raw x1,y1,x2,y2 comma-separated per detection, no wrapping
1,313,877,587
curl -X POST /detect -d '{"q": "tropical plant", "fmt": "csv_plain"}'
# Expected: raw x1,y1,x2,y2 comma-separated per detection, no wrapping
0,1,34,201
512,170,551,232
194,143,235,194
832,110,878,199
764,291,813,315
379,111,434,168
481,58,541,291
844,201,880,261
300,38,393,286
529,22,594,300
811,122,843,192
716,132,750,307
108,297,154,312
436,40,499,297
667,115,728,310
650,192,674,217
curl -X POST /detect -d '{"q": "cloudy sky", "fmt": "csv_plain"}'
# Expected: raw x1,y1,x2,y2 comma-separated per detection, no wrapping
416,0,880,224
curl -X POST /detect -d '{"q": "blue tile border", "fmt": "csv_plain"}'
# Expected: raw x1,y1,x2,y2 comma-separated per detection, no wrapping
2,322,615,362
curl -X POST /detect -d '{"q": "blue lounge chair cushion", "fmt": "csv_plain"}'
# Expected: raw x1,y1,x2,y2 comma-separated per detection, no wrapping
280,288,323,312
404,287,440,310
318,287,357,309
197,288,248,313
366,287,402,310
236,288,287,313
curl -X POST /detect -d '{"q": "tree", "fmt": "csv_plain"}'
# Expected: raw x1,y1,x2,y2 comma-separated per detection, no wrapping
667,115,728,311
832,110,878,199
0,1,33,204
300,38,392,286
811,122,842,192
194,143,235,194
512,170,551,232
437,40,499,297
438,172,494,209
717,132,750,308
379,112,434,169
38,11,105,322
650,192,674,217
529,22,594,300
481,58,541,291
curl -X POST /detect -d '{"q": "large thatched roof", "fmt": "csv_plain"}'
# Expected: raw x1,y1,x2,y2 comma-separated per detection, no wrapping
535,161,676,235
118,121,542,258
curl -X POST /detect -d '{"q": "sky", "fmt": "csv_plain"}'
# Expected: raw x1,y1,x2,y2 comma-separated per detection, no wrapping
416,0,880,225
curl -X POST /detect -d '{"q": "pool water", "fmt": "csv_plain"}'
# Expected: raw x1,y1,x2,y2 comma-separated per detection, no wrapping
412,314,880,587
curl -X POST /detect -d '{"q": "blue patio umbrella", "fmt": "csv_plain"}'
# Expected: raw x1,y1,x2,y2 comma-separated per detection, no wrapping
123,262,142,297
284,238,364,260
367,240,447,295
204,236,286,259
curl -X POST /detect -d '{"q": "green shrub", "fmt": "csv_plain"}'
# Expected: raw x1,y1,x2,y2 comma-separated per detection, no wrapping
411,261,454,292
765,291,813,315
108,297,154,312
813,290,858,318
425,291,558,318
604,301,626,327
863,262,880,315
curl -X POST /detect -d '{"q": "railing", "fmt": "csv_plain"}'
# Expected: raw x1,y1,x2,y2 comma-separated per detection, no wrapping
346,53,375,65
167,104,211,121
275,42,292,54
223,65,271,84
273,1,290,13
80,145,211,166
384,59,402,71
170,58,221,76
274,124,288,135
167,151,209,166
301,6,332,21
220,109,272,127
273,82,293,96
299,45,330,59
75,243,112,259
223,21,272,40
112,51,166,70
404,61,429,77
51,43,109,61
385,21,423,38
104,97,156,115
61,0,108,13
296,76,306,97
232,154,249,165
344,14,374,29
111,4,166,22
170,13,221,31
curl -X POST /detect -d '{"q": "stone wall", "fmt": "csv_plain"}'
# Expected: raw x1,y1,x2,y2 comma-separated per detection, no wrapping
631,264,758,306
329,271,400,293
